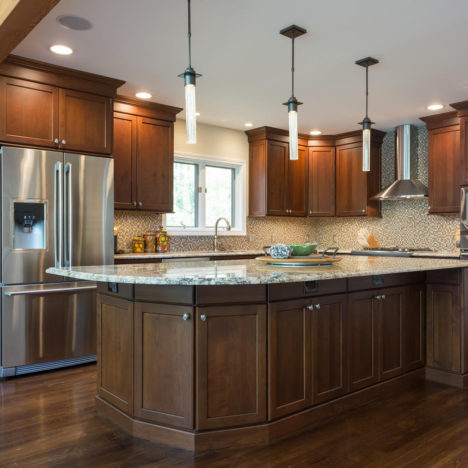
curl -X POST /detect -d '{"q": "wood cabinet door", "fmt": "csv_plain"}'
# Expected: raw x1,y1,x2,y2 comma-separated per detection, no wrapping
249,139,267,216
268,299,311,419
196,304,266,430
308,146,336,217
0,77,59,148
428,125,461,214
404,284,425,371
97,295,134,415
134,302,194,429
378,287,404,381
426,283,461,372
113,112,137,209
136,116,173,212
348,290,379,391
59,88,112,154
266,140,288,216
287,145,308,216
311,294,347,404
336,143,368,216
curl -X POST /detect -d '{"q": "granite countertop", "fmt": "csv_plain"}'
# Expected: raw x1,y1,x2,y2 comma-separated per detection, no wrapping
114,250,264,260
47,255,466,286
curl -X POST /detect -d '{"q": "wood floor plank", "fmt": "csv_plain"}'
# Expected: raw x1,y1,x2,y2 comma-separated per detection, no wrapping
1,364,468,467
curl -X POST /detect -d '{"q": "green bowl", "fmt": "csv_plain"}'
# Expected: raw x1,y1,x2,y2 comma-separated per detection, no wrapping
287,243,318,257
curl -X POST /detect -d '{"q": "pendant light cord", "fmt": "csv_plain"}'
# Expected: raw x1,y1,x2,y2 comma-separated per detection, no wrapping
291,30,295,98
187,0,192,68
365,62,369,119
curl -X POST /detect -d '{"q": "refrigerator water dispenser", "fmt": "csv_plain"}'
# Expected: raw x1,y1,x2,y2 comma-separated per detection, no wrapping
13,202,46,250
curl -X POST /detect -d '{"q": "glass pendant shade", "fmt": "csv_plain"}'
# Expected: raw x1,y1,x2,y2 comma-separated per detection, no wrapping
289,110,298,160
362,127,371,172
185,83,197,144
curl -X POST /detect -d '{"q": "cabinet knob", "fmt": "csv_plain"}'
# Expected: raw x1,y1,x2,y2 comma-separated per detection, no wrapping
315,304,321,310
138,201,142,207
133,201,137,206
61,139,66,145
375,295,381,300
306,305,314,311
200,314,207,322
309,210,312,215
182,313,190,321
381,294,386,300
54,138,59,144
362,209,366,213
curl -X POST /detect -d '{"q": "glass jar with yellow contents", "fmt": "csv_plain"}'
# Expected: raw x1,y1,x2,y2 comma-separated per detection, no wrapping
132,236,145,253
144,232,156,252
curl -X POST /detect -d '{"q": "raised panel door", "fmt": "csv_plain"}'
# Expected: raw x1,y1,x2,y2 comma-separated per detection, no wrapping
0,77,59,147
266,140,288,216
308,146,335,217
268,299,311,419
113,112,137,209
134,302,194,429
287,145,308,216
311,294,347,403
428,125,461,214
426,283,461,372
336,144,367,216
196,304,266,430
59,88,112,154
348,290,379,391
136,116,173,212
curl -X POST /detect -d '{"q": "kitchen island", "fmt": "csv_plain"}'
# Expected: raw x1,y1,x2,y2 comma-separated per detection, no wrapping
47,256,468,451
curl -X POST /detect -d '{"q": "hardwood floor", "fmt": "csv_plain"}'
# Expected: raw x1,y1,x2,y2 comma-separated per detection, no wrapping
1,364,468,467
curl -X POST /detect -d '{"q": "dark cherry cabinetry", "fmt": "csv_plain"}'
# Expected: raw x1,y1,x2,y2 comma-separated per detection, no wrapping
0,56,123,154
247,127,384,218
196,304,266,429
113,97,181,212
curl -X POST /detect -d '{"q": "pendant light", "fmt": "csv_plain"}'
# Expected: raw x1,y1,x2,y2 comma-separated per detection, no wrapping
178,0,201,144
280,25,306,160
355,57,379,171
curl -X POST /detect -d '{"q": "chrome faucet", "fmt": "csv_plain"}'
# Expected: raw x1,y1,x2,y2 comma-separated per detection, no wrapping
214,217,231,251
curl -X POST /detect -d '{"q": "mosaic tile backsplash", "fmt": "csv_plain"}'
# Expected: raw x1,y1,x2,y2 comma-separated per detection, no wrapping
114,126,459,253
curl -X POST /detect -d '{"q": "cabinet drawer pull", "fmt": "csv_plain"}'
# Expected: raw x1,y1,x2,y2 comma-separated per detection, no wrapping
306,305,314,311
133,201,137,206
182,313,190,321
315,304,321,309
200,314,207,322
375,295,381,300
54,138,59,144
381,294,386,300
138,201,143,207
61,139,66,145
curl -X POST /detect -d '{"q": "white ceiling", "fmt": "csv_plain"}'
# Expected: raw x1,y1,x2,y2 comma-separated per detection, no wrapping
13,0,468,134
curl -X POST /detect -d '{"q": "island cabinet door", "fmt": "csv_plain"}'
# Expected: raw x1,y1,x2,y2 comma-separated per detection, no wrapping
134,302,194,429
195,304,267,430
268,299,311,420
311,294,348,404
404,285,425,371
378,287,405,381
348,290,379,391
97,295,134,415
426,283,461,373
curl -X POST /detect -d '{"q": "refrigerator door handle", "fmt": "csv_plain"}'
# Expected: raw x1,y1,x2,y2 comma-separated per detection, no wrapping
4,285,98,296
54,161,63,268
64,162,73,267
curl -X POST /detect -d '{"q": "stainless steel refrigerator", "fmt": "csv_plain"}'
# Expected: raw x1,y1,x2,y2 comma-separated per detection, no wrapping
0,146,113,377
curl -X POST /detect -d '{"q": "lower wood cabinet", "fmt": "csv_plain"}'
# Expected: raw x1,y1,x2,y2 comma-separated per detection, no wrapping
97,295,134,415
268,299,311,419
196,304,267,430
133,302,194,429
405,285,425,371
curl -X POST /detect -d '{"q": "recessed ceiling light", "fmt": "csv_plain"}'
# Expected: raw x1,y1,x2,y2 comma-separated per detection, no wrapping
49,44,73,55
135,92,152,99
195,112,200,116
310,130,322,136
57,15,92,31
427,104,444,111
245,122,253,127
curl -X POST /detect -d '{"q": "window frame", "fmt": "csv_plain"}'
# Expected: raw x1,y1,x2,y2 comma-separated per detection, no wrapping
163,151,247,236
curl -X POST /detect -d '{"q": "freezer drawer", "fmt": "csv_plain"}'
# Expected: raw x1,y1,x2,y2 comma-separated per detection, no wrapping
1,282,97,368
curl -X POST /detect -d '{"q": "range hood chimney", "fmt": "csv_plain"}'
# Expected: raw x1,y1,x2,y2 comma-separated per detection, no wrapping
372,124,428,200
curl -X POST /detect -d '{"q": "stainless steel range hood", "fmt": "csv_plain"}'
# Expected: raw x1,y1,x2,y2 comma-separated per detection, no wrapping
372,124,428,200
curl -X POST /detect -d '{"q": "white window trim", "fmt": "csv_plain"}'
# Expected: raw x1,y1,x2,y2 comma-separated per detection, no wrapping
163,151,247,236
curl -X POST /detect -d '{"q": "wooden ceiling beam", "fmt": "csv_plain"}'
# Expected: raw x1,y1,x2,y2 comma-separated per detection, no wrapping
0,0,61,64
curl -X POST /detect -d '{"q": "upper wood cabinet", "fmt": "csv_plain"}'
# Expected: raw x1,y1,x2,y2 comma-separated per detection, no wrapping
113,97,181,212
308,146,335,217
335,133,382,217
247,127,384,218
0,55,124,155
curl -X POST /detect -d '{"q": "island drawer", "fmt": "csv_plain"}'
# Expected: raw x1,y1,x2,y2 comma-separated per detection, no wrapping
347,272,426,291
135,285,195,304
97,283,134,300
268,279,347,301
196,285,267,305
